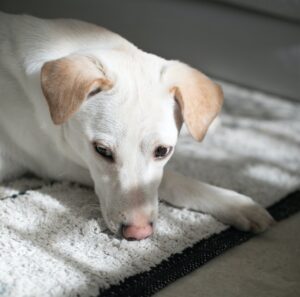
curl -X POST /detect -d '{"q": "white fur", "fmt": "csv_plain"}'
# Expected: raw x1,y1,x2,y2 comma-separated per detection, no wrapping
0,12,273,236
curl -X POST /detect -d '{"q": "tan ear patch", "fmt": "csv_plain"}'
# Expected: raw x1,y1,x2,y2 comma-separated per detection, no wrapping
41,55,112,125
165,62,223,141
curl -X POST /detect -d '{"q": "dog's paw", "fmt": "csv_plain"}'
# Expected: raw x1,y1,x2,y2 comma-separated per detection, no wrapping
219,195,275,233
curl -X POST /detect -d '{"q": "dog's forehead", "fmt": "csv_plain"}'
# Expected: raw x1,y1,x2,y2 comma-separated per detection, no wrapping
83,85,177,146
80,50,178,145
98,88,176,142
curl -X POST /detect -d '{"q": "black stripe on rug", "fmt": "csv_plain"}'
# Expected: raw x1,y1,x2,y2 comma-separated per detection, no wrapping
98,190,300,297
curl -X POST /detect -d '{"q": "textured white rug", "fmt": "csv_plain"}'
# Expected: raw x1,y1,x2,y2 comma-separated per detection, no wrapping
0,81,300,297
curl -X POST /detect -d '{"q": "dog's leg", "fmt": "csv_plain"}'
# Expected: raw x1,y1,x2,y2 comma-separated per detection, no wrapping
159,170,274,233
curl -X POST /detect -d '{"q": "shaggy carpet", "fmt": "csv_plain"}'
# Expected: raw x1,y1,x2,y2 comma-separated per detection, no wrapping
0,81,300,297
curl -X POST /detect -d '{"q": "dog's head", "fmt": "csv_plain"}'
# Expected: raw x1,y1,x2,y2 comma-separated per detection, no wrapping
41,49,223,240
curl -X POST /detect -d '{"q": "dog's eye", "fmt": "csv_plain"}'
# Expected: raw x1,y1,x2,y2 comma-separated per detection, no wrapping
88,87,102,98
94,144,114,162
154,146,173,159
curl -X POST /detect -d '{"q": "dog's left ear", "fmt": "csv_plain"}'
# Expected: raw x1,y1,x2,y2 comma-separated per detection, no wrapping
41,55,112,125
163,61,223,141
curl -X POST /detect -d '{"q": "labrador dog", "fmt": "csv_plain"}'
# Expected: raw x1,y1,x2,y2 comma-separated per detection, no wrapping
0,12,274,240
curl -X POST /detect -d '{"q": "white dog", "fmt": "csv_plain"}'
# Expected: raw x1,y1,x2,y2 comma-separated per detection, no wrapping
0,12,274,240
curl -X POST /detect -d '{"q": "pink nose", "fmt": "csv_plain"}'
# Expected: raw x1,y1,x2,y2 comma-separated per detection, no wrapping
122,223,153,241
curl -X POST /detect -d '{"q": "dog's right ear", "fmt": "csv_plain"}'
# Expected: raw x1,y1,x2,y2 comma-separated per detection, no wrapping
41,55,112,125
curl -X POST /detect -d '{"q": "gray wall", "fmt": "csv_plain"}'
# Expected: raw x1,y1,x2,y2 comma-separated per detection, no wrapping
1,0,299,100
